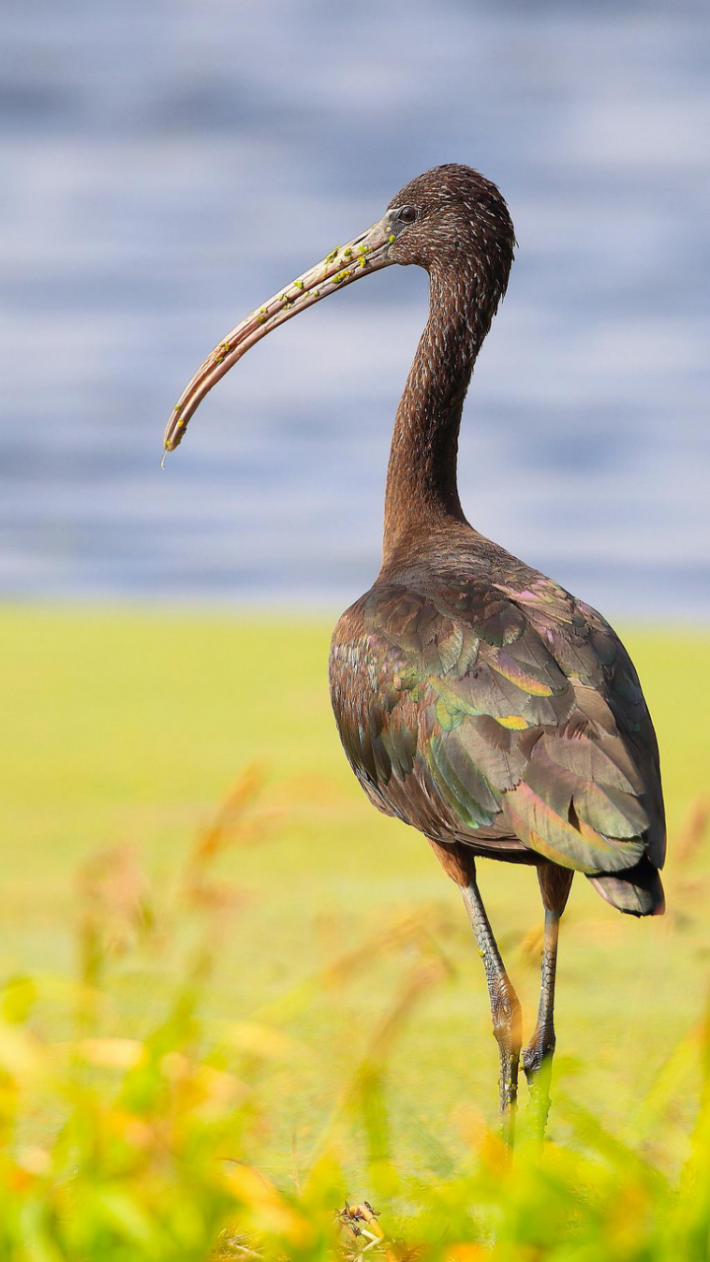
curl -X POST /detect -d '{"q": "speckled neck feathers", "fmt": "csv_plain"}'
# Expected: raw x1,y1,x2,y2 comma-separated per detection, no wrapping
382,174,514,568
383,259,509,566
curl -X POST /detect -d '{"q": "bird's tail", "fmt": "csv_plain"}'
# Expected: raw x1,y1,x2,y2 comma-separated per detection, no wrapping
587,857,665,917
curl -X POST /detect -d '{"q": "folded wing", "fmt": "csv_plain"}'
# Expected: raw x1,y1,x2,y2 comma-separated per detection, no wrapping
330,573,665,908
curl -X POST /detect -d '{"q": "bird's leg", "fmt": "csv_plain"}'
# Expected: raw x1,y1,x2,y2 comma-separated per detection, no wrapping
461,871,522,1141
522,866,573,1139
521,907,560,1135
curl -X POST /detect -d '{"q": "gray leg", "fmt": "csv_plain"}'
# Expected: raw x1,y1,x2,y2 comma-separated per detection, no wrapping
522,899,564,1138
461,871,522,1141
523,909,560,1081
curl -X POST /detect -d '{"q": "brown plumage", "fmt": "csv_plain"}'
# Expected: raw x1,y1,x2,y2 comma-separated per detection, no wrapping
164,163,666,1138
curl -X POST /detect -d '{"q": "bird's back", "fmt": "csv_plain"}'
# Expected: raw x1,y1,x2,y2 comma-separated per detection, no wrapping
329,526,665,915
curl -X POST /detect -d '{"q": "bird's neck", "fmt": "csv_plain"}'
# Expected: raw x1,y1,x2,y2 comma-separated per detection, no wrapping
381,262,499,567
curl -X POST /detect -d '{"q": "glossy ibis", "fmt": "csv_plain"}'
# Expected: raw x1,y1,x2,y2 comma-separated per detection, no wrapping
163,164,665,1137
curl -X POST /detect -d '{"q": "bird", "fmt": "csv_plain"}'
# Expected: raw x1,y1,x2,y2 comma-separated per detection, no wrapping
163,164,666,1139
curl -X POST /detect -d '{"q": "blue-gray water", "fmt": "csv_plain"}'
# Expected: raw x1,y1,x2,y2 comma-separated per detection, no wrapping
2,0,708,618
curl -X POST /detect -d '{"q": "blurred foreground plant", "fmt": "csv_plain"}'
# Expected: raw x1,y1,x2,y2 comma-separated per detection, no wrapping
0,781,709,1260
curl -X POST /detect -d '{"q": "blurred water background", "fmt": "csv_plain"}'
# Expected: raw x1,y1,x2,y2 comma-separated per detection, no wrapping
2,0,708,618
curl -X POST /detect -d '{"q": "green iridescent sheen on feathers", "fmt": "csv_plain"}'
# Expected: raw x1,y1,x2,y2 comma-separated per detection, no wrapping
330,565,665,914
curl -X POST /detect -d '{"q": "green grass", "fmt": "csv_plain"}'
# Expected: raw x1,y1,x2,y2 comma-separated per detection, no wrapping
1,605,709,1258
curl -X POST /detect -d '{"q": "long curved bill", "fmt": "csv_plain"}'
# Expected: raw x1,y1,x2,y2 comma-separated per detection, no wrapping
162,211,399,459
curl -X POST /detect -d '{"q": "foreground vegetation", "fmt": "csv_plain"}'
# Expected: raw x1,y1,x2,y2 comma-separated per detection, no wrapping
1,607,709,1258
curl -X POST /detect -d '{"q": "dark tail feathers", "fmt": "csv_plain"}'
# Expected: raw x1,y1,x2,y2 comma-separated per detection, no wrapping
587,857,665,917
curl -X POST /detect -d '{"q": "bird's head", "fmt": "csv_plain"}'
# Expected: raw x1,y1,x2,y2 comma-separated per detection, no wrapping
384,163,515,279
163,163,515,458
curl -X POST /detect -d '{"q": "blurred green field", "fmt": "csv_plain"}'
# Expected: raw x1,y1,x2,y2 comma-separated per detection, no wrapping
1,605,709,1257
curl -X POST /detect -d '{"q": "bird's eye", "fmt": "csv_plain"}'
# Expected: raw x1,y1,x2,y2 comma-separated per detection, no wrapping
398,205,417,224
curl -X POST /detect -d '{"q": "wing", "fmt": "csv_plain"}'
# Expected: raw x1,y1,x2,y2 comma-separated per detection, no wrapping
329,573,665,883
